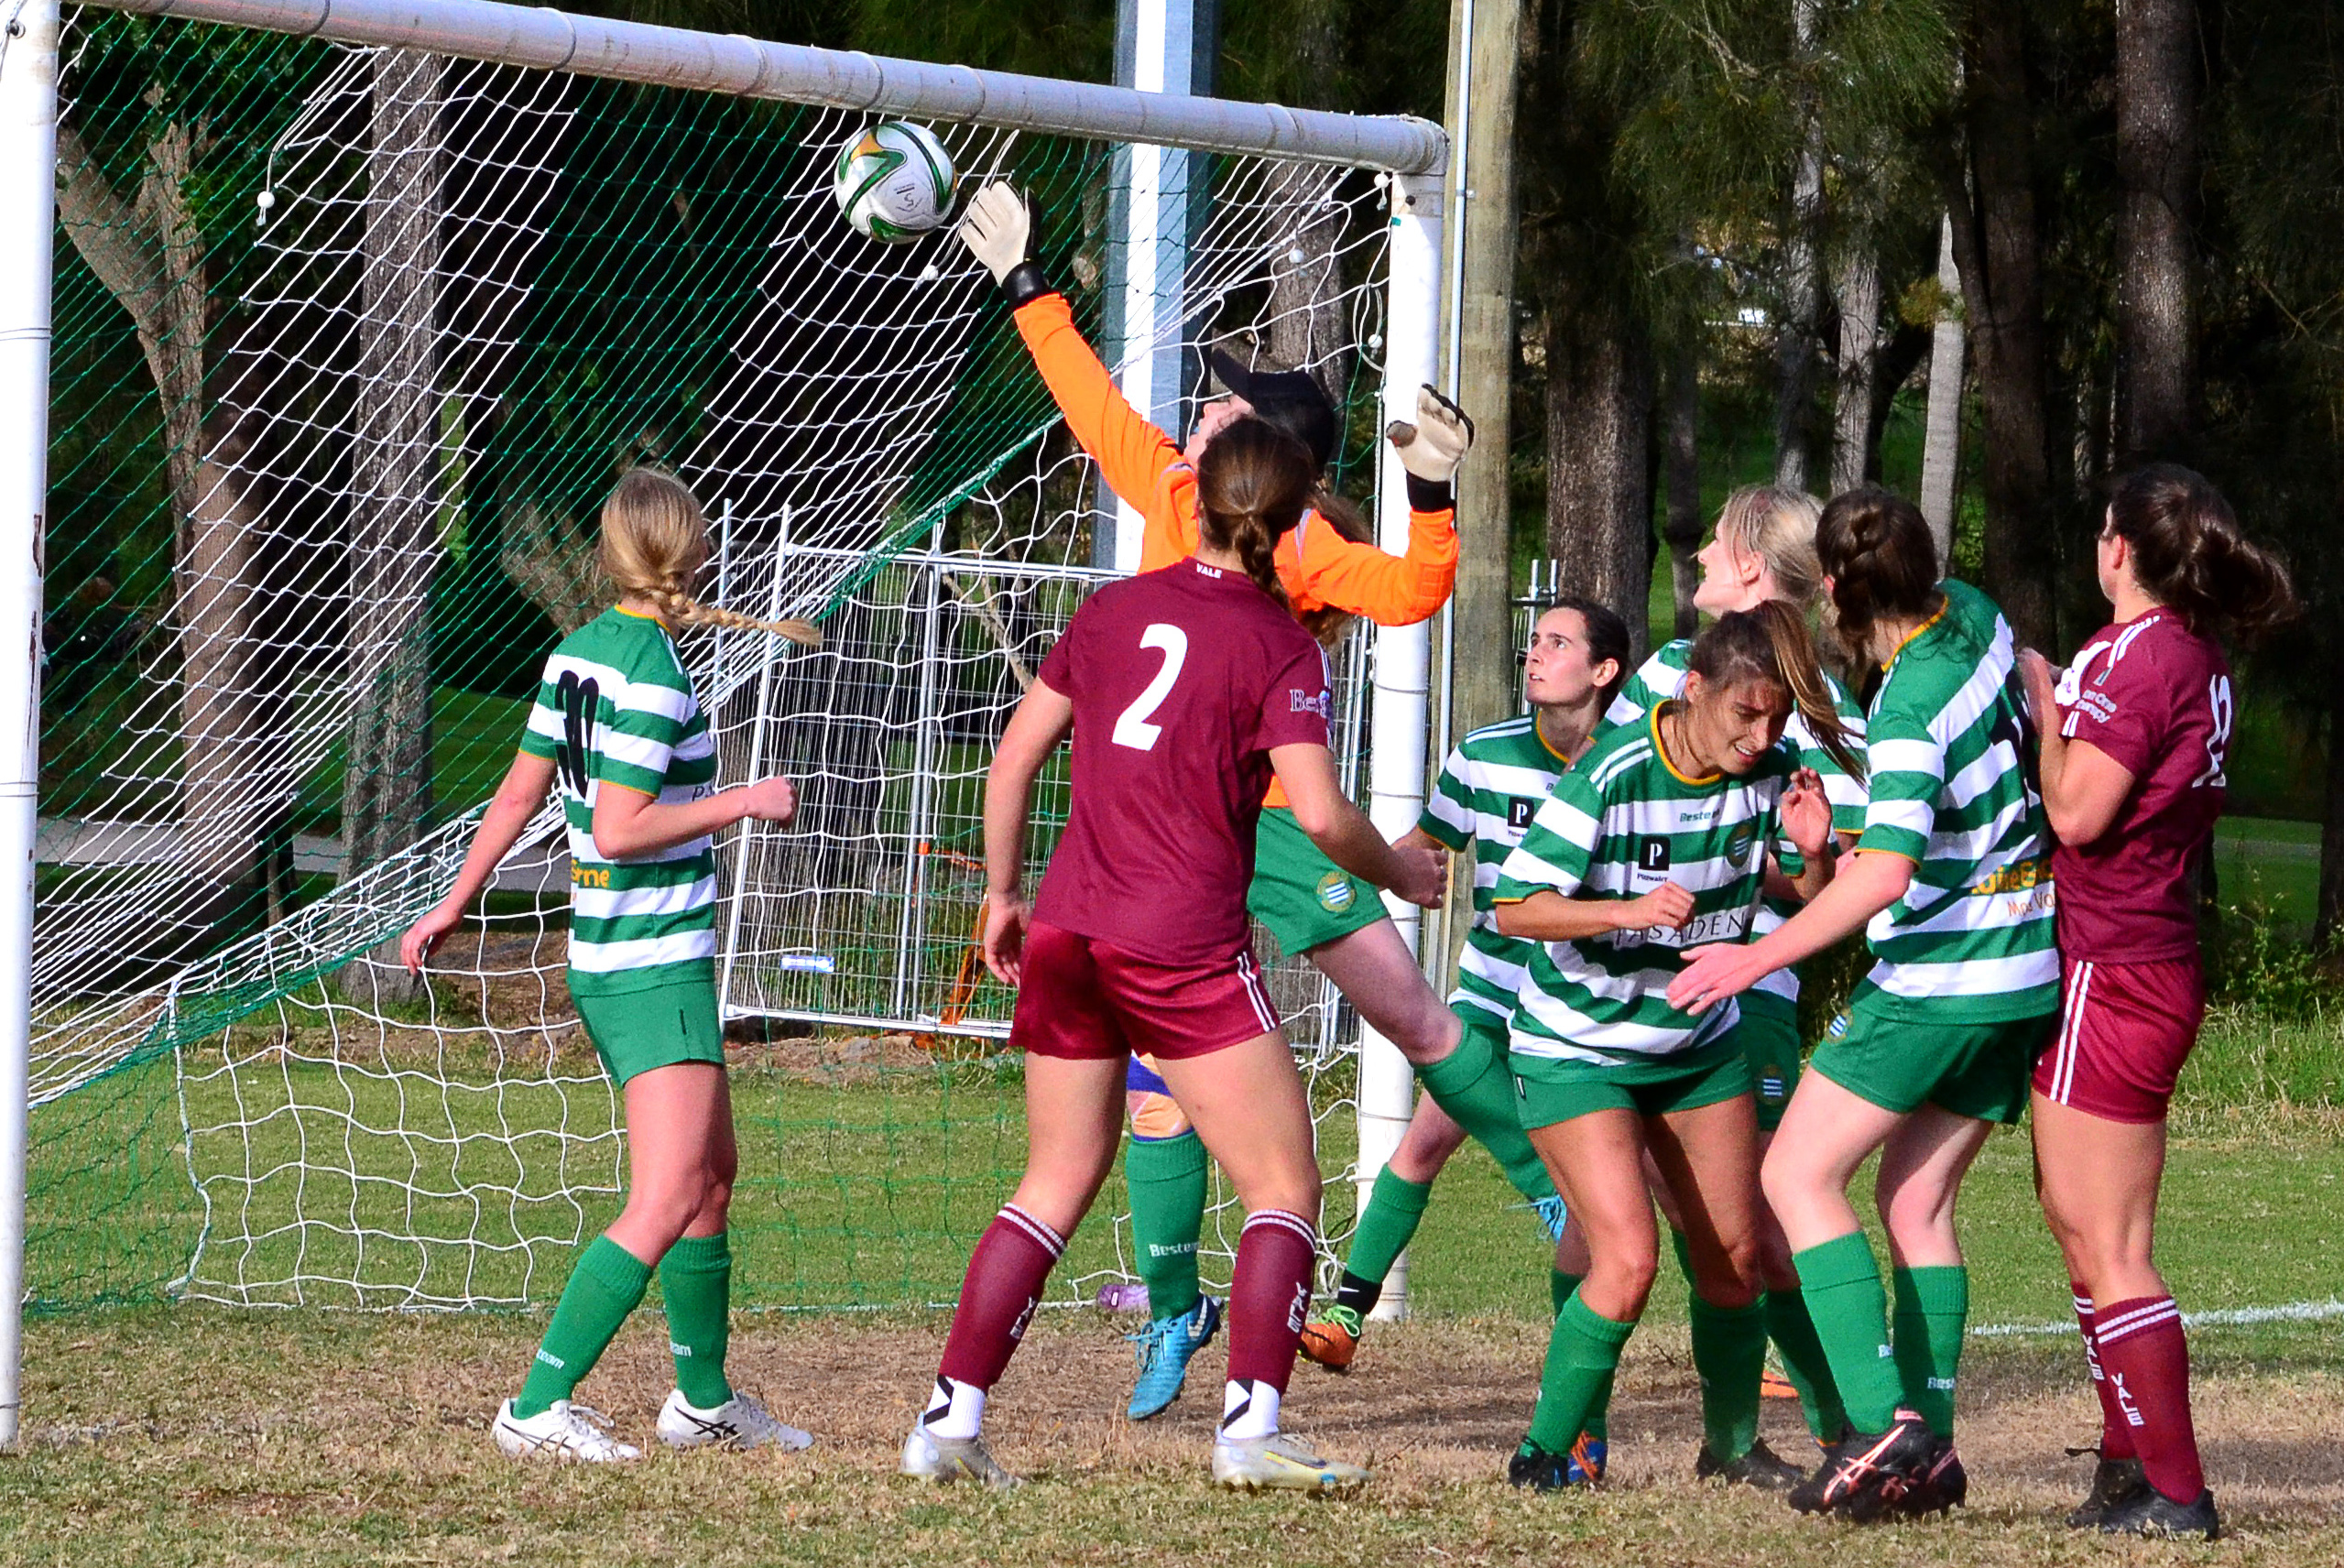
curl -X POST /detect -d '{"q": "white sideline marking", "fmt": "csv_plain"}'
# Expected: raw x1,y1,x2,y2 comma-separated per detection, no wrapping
1969,1298,2344,1339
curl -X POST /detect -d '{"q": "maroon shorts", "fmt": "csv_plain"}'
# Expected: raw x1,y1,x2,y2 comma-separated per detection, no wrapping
2033,954,2205,1123
1011,920,1281,1062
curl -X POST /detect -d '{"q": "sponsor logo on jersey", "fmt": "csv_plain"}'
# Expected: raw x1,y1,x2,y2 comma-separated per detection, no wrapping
1678,805,1718,823
1637,836,1672,873
1289,688,1332,718
1316,872,1357,913
1508,797,1536,831
1724,821,1760,869
571,865,612,888
1971,858,2050,896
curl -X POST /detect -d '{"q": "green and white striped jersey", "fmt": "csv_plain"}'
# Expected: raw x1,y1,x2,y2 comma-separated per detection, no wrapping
518,606,719,996
1853,578,2058,1020
1417,713,1579,1023
1605,636,1870,1004
1493,711,1792,1065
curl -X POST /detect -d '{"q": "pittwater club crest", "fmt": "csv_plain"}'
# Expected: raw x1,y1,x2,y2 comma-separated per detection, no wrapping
1637,836,1672,874
1724,820,1761,870
1508,797,1536,832
1316,871,1357,913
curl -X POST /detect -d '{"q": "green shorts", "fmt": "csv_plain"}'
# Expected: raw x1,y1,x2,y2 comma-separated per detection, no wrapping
1809,998,2053,1125
1248,806,1383,959
1508,1038,1750,1130
1732,991,1804,1135
570,967,727,1087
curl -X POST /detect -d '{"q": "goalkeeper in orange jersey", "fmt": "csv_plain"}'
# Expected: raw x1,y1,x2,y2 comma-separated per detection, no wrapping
960,181,1565,1422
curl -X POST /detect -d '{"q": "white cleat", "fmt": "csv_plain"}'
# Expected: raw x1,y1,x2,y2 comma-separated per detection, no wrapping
1212,1431,1371,1492
900,1422,1023,1489
492,1399,642,1463
656,1388,813,1452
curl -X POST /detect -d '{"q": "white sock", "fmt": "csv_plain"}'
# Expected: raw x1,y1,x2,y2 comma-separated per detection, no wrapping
921,1375,987,1440
1220,1377,1280,1442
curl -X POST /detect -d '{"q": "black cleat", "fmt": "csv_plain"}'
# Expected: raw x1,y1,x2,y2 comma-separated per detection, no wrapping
1509,1439,1591,1492
2100,1485,2219,1540
1696,1438,1807,1493
1895,1437,1968,1516
2066,1453,2149,1529
1787,1408,1935,1522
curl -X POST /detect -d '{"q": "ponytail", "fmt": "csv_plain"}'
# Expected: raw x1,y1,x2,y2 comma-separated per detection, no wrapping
1194,418,1314,609
599,467,823,647
2107,464,2300,647
1295,488,1372,647
1684,601,1864,779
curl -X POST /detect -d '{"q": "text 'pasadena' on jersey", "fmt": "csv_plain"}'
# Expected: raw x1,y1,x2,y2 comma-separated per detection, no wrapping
1494,712,1793,1066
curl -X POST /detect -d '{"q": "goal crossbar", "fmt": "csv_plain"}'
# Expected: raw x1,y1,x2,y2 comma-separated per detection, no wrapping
78,0,1449,173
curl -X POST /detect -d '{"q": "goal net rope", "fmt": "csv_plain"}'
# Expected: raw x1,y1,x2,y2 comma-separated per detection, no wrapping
30,3,1415,1312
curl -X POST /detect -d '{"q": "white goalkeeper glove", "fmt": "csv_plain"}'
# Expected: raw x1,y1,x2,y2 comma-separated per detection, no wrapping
1384,385,1475,485
958,181,1033,287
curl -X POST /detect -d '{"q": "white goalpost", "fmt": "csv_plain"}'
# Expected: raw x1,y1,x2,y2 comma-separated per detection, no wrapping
0,0,1453,1438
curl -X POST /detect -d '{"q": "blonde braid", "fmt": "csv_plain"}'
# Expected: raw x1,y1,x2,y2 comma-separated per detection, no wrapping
599,467,823,648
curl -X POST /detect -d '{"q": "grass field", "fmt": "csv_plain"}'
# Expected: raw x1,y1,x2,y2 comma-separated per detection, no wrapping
6,1063,2340,1563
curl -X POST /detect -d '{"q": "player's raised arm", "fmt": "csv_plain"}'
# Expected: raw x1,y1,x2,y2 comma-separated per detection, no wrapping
1285,387,1474,626
959,181,1190,548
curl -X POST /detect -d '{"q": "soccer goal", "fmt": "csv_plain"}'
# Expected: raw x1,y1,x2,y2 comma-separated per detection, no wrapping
0,0,1449,1437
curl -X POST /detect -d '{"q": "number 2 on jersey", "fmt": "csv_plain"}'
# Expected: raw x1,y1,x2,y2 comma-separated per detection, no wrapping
2191,673,2234,789
1112,624,1190,751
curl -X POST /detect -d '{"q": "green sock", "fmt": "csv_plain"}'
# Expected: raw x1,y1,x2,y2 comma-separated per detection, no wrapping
1344,1164,1434,1289
660,1231,734,1410
1548,1270,1608,1442
1892,1265,1969,1438
1526,1292,1636,1454
1127,1130,1205,1323
513,1235,653,1419
1792,1231,1905,1434
1688,1290,1769,1464
1416,1028,1553,1204
1767,1286,1848,1441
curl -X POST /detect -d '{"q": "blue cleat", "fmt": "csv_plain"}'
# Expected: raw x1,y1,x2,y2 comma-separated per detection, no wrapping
1125,1294,1221,1421
1531,1193,1570,1244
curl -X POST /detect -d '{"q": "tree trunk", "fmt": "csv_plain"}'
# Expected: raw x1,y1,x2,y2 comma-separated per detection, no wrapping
1544,293,1654,662
58,119,304,948
1264,164,1350,404
1773,0,1826,492
1830,242,1883,495
1663,340,1701,640
2114,0,2199,463
1918,214,1967,562
1945,0,2056,649
2321,650,2344,947
341,50,443,1005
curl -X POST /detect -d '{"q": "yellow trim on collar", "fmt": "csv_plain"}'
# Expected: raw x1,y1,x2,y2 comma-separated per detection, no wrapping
1650,704,1720,787
1881,594,1948,671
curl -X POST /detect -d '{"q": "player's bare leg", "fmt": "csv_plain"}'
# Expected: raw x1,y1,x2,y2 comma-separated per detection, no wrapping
2034,1094,2209,1534
1153,1031,1368,1490
908,1053,1124,1488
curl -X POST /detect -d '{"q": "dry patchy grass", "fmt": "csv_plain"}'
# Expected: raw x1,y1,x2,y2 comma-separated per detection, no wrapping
3,1307,2338,1567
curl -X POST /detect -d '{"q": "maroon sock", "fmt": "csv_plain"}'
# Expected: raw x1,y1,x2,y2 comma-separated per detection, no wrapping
1226,1208,1316,1391
2073,1287,2137,1460
2094,1295,2204,1503
936,1204,1066,1392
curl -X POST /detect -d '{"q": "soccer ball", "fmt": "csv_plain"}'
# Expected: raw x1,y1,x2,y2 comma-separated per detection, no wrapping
832,121,958,244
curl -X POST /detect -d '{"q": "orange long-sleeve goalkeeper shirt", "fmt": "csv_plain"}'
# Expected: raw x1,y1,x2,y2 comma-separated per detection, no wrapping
1010,292,1458,625
1011,291,1457,811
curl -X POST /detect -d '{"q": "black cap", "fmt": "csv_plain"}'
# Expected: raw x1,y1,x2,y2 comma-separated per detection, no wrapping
1207,348,1337,472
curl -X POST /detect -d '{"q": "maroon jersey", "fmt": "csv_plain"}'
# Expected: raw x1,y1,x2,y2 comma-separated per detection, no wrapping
1032,559,1334,964
2050,609,2233,961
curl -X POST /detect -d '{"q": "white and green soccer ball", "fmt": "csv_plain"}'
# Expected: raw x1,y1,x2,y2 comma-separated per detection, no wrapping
832,121,959,244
